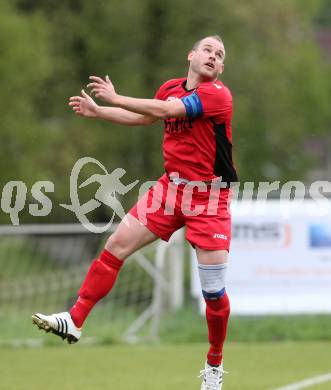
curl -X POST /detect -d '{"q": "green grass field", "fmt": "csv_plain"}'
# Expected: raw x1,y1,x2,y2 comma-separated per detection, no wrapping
1,342,331,390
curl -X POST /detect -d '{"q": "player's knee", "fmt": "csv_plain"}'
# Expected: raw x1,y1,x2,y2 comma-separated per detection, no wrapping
196,247,228,265
198,263,227,301
105,231,130,259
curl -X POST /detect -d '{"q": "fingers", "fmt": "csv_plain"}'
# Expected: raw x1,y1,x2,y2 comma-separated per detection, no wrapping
69,88,92,99
89,86,108,100
70,103,82,115
87,83,107,92
87,76,114,100
81,89,90,98
68,94,83,113
88,75,113,88
89,76,107,84
69,102,81,112
68,90,93,117
69,95,83,101
68,98,80,107
68,91,90,107
86,82,102,90
68,93,87,110
69,99,82,107
69,75,111,110
86,82,104,98
93,92,102,99
69,96,83,105
90,87,104,96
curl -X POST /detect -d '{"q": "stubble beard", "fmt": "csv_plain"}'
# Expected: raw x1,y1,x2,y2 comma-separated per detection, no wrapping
192,61,217,82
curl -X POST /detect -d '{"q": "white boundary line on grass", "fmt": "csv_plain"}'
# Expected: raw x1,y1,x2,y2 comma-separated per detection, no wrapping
274,372,331,390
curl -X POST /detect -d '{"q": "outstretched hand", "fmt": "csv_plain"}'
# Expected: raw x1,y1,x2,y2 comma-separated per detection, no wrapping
87,75,117,104
68,90,99,117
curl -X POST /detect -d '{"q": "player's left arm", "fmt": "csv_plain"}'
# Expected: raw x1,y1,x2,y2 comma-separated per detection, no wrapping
87,76,186,119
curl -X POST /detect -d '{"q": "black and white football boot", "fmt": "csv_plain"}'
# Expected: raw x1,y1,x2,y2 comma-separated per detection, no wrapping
32,312,81,344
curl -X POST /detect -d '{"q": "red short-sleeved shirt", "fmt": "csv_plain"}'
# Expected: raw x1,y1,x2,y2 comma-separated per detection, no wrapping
155,78,238,183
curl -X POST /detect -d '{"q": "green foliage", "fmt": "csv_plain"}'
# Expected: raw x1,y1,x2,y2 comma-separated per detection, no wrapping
315,0,331,26
221,0,331,181
0,0,330,222
0,2,53,185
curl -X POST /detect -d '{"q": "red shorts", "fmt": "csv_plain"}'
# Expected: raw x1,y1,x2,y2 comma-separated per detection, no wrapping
129,174,232,251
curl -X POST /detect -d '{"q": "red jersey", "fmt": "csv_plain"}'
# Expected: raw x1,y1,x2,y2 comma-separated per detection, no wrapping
155,77,238,183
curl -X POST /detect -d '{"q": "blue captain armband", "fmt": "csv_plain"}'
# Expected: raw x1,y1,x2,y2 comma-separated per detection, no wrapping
181,92,203,118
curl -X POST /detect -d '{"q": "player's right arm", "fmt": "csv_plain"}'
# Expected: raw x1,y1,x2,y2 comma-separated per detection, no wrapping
69,90,157,126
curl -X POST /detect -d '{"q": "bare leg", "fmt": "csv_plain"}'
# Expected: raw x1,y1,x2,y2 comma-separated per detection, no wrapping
105,214,159,259
196,248,228,265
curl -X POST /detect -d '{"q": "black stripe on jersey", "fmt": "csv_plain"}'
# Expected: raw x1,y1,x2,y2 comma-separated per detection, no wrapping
213,122,238,184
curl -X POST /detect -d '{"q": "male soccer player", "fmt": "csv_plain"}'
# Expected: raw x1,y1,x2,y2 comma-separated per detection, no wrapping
32,35,238,390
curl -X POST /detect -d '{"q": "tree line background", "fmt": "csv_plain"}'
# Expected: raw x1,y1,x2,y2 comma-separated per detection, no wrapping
0,0,330,223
